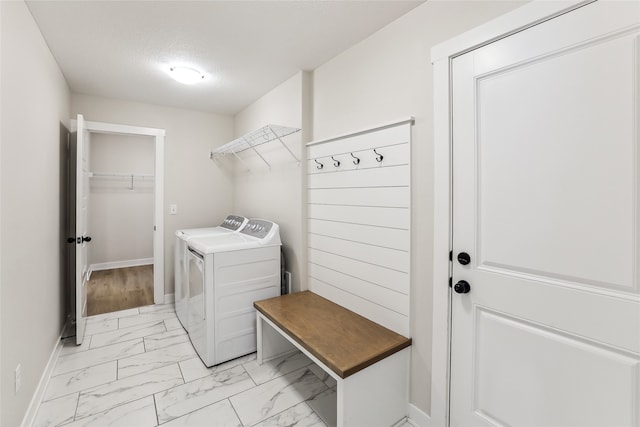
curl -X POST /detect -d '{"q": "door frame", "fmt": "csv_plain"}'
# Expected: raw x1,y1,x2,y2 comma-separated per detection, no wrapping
430,1,590,425
75,119,166,305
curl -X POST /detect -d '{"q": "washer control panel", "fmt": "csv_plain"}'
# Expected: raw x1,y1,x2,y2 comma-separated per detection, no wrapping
240,219,273,239
220,215,247,231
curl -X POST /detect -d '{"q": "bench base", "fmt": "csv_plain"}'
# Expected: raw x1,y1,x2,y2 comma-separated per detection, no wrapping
257,312,410,427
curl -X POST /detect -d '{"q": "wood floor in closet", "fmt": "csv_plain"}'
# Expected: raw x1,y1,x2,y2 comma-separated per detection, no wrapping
87,265,153,316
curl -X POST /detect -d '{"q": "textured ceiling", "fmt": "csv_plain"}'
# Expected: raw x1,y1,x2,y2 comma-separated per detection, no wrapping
27,1,424,115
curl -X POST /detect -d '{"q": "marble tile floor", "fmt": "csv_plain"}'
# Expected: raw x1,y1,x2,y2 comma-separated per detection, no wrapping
33,303,412,427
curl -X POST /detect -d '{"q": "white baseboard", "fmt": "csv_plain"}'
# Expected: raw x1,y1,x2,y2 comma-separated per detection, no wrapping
163,293,175,304
90,258,153,272
21,323,67,427
408,403,432,427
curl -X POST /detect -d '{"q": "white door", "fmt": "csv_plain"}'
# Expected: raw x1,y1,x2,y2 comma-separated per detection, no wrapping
75,114,91,345
450,2,640,426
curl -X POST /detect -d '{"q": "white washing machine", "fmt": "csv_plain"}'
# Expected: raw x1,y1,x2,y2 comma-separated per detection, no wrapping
186,219,281,367
174,215,248,331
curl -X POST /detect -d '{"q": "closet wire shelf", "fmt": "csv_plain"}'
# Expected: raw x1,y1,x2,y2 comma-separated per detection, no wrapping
209,124,301,169
90,172,155,190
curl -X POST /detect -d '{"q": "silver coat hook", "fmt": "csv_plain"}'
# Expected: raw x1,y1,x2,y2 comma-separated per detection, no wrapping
314,159,324,170
373,148,384,163
350,153,360,165
332,156,341,167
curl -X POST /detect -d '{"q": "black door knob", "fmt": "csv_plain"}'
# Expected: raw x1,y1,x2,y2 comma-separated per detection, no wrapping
67,237,75,244
82,236,92,243
457,252,471,265
454,280,471,294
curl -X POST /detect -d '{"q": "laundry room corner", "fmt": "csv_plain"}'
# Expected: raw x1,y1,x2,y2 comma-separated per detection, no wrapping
229,71,312,295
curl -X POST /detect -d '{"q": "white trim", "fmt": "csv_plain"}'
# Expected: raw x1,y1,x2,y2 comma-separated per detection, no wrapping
430,59,453,427
85,120,165,137
429,2,589,426
154,134,165,304
20,324,66,427
163,293,175,304
90,258,153,272
306,117,414,147
408,403,431,427
430,0,590,62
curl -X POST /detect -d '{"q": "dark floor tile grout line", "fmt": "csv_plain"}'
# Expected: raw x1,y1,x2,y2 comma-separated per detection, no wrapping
241,362,258,388
74,366,184,422
228,398,245,427
71,395,155,425
176,360,186,383
153,394,160,426
72,392,81,424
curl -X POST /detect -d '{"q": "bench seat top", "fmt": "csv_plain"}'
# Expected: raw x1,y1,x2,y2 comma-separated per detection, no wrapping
254,291,411,379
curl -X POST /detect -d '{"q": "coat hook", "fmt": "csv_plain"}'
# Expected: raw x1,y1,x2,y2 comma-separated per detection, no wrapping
373,148,384,163
314,159,324,170
332,156,341,167
350,153,360,165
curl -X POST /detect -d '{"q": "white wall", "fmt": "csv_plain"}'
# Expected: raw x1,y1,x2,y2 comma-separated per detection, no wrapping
89,133,155,266
0,2,71,425
311,0,524,417
232,71,312,292
71,94,234,295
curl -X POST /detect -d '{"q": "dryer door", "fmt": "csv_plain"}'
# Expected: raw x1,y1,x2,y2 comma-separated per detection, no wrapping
188,247,205,323
174,235,189,331
187,248,207,359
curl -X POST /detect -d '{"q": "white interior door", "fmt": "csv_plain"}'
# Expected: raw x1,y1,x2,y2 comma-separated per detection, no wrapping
75,114,91,345
450,2,640,426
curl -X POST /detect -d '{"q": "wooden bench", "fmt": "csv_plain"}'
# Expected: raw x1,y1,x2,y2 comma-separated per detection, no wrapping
254,291,412,427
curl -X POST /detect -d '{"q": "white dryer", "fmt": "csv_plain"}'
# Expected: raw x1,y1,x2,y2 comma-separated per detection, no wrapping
186,219,281,366
174,215,248,331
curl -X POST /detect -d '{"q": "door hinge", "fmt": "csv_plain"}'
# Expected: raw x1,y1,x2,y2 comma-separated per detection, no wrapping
449,250,453,261
154,225,156,231
449,277,452,287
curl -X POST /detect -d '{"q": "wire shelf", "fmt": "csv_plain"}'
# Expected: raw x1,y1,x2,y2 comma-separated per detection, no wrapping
210,124,301,168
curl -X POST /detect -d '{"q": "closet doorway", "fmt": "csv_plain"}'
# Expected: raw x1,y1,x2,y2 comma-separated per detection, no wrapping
88,132,156,315
72,116,165,345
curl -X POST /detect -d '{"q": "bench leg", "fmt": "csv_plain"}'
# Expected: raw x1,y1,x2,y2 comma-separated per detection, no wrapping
337,348,410,427
256,312,297,364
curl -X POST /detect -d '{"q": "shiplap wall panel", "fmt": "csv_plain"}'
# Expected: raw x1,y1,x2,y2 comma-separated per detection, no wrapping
309,278,409,336
308,187,410,208
306,120,412,336
308,264,409,314
307,124,408,158
308,234,409,272
308,248,409,294
308,165,409,189
308,205,409,229
308,219,409,251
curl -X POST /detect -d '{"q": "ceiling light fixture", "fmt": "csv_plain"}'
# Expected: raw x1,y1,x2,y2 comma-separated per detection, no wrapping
168,66,205,85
